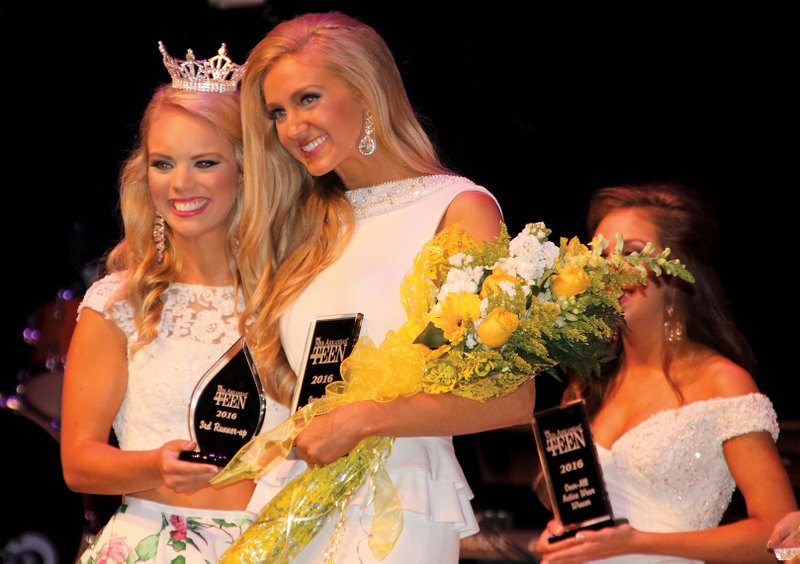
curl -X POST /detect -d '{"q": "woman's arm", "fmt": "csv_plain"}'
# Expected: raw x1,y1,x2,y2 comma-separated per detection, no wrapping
60,309,219,495
295,380,535,465
437,189,503,242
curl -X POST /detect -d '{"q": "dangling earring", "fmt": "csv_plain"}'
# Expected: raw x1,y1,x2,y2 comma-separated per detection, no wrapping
231,235,240,258
663,292,685,344
153,212,166,264
358,110,376,156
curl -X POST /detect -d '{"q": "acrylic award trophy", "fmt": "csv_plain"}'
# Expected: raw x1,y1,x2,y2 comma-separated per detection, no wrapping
179,337,266,465
531,399,617,540
290,313,364,413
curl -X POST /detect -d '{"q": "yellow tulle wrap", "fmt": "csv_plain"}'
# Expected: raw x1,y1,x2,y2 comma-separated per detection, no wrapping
210,221,695,562
209,329,428,562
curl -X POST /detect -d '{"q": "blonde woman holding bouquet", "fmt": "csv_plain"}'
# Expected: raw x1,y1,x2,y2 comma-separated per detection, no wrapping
230,11,536,563
533,182,797,563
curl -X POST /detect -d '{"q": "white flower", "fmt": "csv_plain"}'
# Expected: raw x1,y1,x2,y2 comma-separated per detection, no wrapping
542,241,559,262
497,225,560,286
508,230,540,259
465,332,478,349
448,252,474,267
498,280,517,298
436,265,484,302
492,241,557,286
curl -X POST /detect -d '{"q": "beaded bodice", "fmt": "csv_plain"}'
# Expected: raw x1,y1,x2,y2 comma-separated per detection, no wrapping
79,272,287,451
345,174,466,219
599,393,778,533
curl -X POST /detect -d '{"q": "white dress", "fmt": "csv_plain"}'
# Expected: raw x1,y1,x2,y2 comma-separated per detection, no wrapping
590,393,779,563
75,273,287,563
79,272,287,451
248,174,498,563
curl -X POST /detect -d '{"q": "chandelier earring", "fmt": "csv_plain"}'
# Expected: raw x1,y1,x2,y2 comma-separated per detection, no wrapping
663,291,685,344
232,235,241,258
358,110,377,156
153,212,166,264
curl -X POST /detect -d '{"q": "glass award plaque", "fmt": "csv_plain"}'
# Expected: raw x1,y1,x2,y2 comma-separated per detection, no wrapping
531,399,617,540
290,313,364,413
179,337,266,465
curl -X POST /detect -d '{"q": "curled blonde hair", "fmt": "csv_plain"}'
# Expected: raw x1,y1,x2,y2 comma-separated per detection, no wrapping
105,85,243,350
238,12,448,404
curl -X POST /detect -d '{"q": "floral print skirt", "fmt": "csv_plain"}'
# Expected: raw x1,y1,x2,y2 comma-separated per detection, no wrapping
78,497,253,564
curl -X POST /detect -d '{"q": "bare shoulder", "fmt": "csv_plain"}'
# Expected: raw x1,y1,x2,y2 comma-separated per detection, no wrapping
688,350,759,399
438,190,502,242
448,189,498,208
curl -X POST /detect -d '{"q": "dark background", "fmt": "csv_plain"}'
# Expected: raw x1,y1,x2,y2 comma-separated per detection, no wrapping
1,0,795,559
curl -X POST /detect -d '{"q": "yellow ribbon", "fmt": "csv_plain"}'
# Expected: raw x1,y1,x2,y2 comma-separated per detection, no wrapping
211,332,425,561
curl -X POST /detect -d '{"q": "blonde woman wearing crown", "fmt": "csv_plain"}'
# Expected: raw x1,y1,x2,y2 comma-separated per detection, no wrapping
59,44,276,563
230,12,536,563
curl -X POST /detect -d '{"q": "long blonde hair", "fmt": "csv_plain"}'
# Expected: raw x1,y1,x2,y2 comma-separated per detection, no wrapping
238,12,447,404
105,85,243,349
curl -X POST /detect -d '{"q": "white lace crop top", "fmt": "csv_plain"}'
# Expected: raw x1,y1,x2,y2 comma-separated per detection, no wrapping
78,272,252,451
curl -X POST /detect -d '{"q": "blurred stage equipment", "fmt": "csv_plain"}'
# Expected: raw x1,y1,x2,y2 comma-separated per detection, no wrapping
455,425,545,562
1,288,119,563
19,288,79,422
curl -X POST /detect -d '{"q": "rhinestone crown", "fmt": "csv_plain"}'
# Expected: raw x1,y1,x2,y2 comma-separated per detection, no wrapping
158,41,245,93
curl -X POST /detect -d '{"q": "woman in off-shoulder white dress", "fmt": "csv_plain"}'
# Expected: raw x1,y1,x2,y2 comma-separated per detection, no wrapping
533,182,797,563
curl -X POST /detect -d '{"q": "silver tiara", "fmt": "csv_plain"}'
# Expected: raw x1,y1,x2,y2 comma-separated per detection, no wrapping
158,41,245,93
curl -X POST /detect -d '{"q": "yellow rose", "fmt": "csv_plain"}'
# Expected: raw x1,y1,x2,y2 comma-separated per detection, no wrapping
477,307,520,348
479,269,522,299
551,265,591,298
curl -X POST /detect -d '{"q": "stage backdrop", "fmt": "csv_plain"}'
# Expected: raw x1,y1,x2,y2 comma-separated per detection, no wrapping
2,0,793,459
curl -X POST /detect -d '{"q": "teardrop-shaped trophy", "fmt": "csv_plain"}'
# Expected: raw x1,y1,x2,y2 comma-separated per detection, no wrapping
179,337,266,465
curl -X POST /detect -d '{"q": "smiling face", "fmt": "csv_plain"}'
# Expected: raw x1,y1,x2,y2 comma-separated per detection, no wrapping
147,108,240,251
262,53,366,182
594,207,670,333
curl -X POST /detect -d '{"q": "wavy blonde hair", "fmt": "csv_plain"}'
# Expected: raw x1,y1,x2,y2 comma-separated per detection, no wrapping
238,12,448,405
105,85,243,350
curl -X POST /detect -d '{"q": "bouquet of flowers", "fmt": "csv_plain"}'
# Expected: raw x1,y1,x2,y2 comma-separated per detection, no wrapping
211,221,693,563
